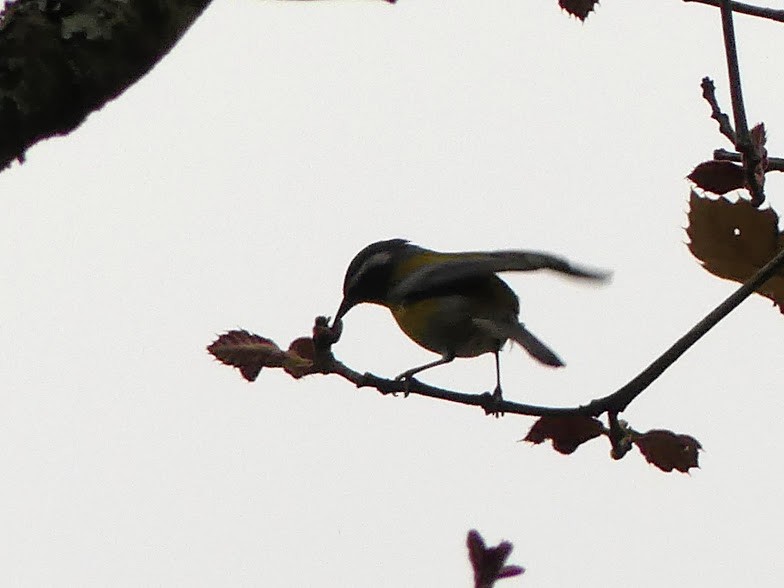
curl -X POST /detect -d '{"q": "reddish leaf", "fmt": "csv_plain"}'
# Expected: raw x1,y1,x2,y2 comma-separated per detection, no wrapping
748,123,768,195
496,566,526,580
686,191,784,311
288,337,315,361
688,160,745,195
284,338,316,378
467,530,524,588
524,415,605,454
467,530,486,572
559,0,599,20
207,330,287,382
633,429,702,473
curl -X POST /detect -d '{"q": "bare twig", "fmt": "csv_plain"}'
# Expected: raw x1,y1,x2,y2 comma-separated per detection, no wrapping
719,0,766,205
720,1,749,145
581,245,784,415
684,0,784,23
607,412,633,459
713,148,784,171
314,245,784,418
701,77,736,144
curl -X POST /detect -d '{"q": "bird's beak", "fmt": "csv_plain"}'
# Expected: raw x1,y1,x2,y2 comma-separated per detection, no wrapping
334,297,354,325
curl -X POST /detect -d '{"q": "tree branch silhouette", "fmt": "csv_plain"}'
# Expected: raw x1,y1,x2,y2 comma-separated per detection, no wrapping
701,77,737,144
311,245,784,418
713,148,784,171
718,0,766,204
0,0,212,171
684,0,784,23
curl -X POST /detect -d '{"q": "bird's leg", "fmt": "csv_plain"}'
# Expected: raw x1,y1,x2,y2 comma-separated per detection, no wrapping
395,353,455,396
491,349,504,417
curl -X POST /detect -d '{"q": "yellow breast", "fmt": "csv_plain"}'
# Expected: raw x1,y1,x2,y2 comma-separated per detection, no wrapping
390,298,444,354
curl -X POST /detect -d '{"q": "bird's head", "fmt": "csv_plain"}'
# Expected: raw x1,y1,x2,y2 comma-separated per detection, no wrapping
334,238,411,322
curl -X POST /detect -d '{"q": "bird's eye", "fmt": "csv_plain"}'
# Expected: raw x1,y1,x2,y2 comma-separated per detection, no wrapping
346,251,393,292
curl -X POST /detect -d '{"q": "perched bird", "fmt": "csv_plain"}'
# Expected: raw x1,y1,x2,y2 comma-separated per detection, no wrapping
333,239,609,400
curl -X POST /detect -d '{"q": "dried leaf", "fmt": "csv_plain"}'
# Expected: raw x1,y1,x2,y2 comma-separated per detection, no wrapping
559,0,599,20
288,337,315,361
686,191,784,310
633,429,702,473
688,160,745,195
496,566,526,580
284,337,316,378
524,415,605,454
207,330,288,382
467,530,487,573
467,530,524,588
748,123,768,194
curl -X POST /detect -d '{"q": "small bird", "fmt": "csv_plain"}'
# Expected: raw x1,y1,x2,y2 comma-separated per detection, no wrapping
333,239,609,401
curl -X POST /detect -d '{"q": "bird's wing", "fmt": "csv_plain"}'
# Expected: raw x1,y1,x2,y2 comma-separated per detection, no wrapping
390,250,610,301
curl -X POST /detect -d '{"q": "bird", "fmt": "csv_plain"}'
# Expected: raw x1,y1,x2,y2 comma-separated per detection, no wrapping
333,239,609,402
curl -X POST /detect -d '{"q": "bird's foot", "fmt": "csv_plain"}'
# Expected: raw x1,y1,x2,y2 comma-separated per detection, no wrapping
490,385,505,418
394,371,414,397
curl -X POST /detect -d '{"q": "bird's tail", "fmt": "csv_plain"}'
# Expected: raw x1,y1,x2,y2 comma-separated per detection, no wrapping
508,323,564,367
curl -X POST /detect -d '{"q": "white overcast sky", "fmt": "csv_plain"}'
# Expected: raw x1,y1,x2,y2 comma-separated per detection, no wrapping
2,1,784,586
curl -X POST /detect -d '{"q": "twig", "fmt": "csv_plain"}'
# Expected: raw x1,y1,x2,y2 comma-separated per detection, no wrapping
713,148,784,171
582,244,784,415
719,0,766,205
684,0,784,23
701,77,736,144
720,1,749,144
607,412,633,460
316,245,784,418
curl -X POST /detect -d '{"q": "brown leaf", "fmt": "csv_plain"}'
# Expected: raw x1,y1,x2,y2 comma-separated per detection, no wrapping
688,160,745,195
288,337,315,361
633,430,702,473
524,415,605,454
284,338,316,378
207,330,288,382
748,123,768,195
559,0,599,20
467,530,524,588
686,191,784,310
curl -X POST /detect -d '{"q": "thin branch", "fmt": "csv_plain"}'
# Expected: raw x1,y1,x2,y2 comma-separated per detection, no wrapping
0,0,213,172
314,245,784,418
713,148,784,171
719,0,766,205
582,244,784,415
701,77,736,144
684,0,784,23
720,1,749,142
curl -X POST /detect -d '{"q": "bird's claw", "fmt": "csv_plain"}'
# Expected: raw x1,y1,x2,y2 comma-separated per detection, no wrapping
394,372,414,397
489,385,505,418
